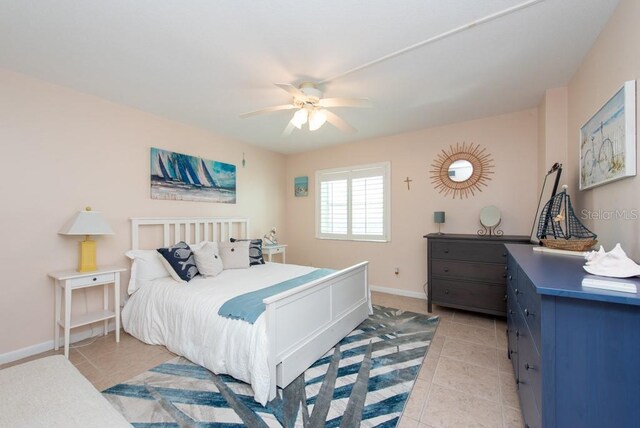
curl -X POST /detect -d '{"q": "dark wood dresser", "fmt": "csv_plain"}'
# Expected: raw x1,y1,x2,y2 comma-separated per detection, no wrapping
506,244,640,427
424,233,530,316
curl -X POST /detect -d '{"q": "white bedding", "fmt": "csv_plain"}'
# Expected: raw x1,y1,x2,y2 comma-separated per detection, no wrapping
121,262,317,405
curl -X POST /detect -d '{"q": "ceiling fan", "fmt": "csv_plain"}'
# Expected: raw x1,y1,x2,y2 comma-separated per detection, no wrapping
239,82,371,135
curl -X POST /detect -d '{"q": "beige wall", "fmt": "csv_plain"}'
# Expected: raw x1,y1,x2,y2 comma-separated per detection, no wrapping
537,96,547,194
0,69,286,355
537,88,569,192
567,0,640,259
285,109,538,295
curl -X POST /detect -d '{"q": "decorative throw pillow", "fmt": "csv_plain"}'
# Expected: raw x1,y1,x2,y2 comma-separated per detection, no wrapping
157,241,199,282
192,241,224,277
125,249,171,294
230,238,265,266
218,241,251,269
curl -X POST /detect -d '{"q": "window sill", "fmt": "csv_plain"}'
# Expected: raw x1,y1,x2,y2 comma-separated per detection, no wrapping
315,236,390,243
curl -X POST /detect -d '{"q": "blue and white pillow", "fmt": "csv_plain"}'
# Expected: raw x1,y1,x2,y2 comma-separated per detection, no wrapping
157,241,199,282
230,238,265,266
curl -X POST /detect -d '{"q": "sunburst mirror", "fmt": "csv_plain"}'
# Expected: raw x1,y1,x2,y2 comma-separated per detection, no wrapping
430,142,494,199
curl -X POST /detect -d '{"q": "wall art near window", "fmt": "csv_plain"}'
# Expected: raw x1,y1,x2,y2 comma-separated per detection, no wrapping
294,176,308,197
580,80,636,190
150,147,236,203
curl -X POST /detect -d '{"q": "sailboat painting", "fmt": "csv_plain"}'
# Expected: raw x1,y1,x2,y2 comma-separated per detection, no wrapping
150,148,236,203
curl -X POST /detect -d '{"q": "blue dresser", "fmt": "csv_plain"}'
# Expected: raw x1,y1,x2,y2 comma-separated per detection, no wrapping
505,244,640,428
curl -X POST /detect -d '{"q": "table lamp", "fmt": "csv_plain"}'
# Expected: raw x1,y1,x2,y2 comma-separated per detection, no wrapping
59,207,114,272
434,211,445,234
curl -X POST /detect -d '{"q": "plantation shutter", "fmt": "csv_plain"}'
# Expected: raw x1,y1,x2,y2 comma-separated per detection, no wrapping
319,173,348,236
316,163,390,241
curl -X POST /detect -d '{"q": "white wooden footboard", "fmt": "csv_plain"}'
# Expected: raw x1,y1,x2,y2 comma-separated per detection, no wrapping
264,261,370,401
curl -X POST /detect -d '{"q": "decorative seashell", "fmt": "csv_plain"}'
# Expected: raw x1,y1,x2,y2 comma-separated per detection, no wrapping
584,246,606,265
583,243,640,278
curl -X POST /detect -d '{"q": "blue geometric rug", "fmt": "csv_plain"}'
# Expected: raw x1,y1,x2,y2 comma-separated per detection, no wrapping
103,305,439,427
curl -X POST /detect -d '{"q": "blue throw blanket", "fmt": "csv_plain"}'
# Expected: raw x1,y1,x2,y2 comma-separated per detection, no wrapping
218,268,336,324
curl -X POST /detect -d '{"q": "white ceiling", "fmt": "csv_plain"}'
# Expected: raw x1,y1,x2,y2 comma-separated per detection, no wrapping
0,0,620,154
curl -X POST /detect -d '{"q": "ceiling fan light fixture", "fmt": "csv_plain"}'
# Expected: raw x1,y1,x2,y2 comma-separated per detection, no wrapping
291,108,308,129
309,109,328,131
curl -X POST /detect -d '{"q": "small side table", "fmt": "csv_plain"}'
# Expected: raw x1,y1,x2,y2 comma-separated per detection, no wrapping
47,266,126,358
262,244,287,263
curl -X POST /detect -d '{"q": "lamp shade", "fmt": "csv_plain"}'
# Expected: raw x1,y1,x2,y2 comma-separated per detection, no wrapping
59,208,114,236
434,211,446,224
291,109,309,129
309,109,328,131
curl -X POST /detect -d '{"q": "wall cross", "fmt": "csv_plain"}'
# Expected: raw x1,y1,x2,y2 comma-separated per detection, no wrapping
404,176,413,190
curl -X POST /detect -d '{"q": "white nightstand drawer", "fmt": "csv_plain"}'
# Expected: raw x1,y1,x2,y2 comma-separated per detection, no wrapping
68,272,115,288
269,247,284,254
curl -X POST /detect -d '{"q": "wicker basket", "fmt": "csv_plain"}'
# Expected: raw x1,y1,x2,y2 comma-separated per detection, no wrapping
540,238,597,252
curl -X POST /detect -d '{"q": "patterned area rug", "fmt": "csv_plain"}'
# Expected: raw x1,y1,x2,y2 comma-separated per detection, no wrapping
103,305,439,427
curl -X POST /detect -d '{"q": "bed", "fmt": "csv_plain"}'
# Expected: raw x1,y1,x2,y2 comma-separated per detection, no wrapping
122,217,370,405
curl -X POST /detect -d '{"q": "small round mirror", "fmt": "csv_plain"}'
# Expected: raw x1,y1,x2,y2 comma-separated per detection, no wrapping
480,205,501,227
448,160,473,182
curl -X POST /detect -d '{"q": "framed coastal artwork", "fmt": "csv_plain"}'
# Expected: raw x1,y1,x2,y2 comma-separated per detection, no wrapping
150,147,236,203
294,176,308,197
579,80,636,190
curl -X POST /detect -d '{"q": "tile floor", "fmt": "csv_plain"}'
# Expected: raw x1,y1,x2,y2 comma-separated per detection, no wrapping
1,292,523,428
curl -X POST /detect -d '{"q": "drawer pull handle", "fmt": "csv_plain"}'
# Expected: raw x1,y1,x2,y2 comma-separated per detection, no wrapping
509,275,513,281
525,363,535,371
444,289,450,294
509,310,514,315
444,250,449,254
504,266,508,271
524,308,534,317
516,330,519,337
93,277,97,282
444,268,449,272
503,273,507,278
514,288,519,294
503,294,507,302
502,252,507,257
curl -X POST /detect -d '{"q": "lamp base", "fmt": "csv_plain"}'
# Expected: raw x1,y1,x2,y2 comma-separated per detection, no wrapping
78,237,97,272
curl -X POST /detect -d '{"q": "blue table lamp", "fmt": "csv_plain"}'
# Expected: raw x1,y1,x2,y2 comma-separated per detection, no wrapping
434,211,445,234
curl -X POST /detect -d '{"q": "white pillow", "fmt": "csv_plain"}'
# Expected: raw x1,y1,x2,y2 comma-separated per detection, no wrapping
125,249,171,294
218,241,250,269
192,242,224,277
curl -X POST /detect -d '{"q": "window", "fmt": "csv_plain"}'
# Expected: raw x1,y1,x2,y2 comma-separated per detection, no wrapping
316,162,390,242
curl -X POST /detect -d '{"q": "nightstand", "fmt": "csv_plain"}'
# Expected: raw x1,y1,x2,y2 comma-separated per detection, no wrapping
47,266,126,358
262,244,287,263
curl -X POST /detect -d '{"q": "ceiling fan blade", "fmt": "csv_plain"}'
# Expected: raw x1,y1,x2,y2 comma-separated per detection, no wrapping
325,110,357,134
239,104,296,119
282,119,296,137
274,83,305,99
319,98,372,108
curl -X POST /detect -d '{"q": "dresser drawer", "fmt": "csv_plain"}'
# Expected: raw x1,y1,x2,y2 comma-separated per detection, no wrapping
68,272,115,288
518,373,542,428
431,260,507,284
431,279,506,313
506,253,518,290
518,326,542,414
506,285,519,368
430,241,508,263
516,270,541,352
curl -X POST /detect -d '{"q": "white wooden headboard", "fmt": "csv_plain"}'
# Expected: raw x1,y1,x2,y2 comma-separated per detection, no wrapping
130,217,249,250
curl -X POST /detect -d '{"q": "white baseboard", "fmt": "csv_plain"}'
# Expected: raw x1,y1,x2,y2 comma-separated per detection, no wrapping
0,321,117,365
370,284,427,300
